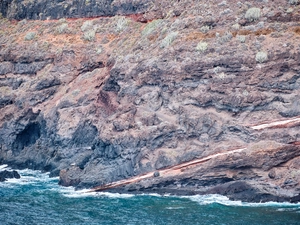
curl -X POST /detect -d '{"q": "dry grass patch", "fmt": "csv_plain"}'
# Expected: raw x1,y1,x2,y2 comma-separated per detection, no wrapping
235,28,273,37
254,28,274,36
107,33,118,41
237,30,252,36
294,27,300,35
185,32,205,40
148,33,159,42
185,31,215,41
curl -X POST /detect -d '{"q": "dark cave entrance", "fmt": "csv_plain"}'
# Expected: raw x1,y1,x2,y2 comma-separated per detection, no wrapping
12,122,41,153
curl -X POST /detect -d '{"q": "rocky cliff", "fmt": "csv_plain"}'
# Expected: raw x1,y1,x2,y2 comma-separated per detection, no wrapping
0,0,300,202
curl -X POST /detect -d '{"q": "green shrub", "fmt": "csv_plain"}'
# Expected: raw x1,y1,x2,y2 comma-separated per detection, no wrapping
24,32,36,41
218,31,232,43
200,25,210,33
255,51,268,63
116,16,128,32
236,35,246,43
83,30,95,41
142,19,162,36
160,32,178,48
57,23,68,34
18,19,27,26
58,18,67,24
232,23,240,30
196,41,208,52
81,20,93,32
96,47,103,54
245,8,261,21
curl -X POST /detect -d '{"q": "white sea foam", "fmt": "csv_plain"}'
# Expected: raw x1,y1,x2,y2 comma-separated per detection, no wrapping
61,188,135,198
276,208,300,212
0,167,58,187
17,169,57,184
183,194,300,208
166,206,185,210
97,192,135,198
62,190,175,199
0,164,9,171
60,190,300,208
138,193,163,197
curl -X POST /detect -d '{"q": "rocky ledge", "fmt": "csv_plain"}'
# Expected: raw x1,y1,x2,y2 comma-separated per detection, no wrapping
0,0,300,202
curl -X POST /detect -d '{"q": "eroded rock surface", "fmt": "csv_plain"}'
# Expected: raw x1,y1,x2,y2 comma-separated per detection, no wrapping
0,0,300,202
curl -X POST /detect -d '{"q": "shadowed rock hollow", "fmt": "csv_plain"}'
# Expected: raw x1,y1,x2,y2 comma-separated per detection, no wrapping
0,0,300,202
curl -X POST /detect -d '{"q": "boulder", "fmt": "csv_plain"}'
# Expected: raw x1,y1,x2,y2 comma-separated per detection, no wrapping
0,170,21,182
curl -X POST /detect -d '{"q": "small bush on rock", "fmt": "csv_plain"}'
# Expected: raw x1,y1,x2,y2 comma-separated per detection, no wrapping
24,32,36,41
256,51,268,63
96,46,103,54
142,20,162,36
83,30,95,41
218,31,232,43
237,35,246,43
232,23,240,30
18,19,27,26
196,41,208,52
58,18,67,23
245,8,261,21
57,23,68,34
116,16,128,32
160,32,178,48
81,20,93,32
200,25,210,33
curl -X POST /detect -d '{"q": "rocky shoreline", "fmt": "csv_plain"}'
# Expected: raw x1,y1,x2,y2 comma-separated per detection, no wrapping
106,184,300,203
0,0,300,202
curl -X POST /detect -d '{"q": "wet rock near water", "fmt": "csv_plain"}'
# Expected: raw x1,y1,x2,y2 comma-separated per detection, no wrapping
0,170,20,182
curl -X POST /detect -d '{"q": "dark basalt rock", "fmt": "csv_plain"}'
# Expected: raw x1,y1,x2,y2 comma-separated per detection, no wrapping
14,60,52,75
0,62,14,75
0,60,53,76
153,171,160,177
12,122,41,154
34,78,61,91
0,170,20,182
0,95,14,109
59,166,82,187
0,0,151,20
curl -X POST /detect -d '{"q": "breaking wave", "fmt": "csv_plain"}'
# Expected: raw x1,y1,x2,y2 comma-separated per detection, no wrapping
1,165,300,209
183,194,300,208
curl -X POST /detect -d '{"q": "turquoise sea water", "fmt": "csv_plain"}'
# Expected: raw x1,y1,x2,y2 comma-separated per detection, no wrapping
0,167,300,225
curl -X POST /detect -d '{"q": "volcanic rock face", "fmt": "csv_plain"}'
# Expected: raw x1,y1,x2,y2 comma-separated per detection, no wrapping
0,0,300,202
0,0,151,20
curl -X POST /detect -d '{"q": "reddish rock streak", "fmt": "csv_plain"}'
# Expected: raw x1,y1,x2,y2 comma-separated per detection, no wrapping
89,148,246,192
250,117,300,130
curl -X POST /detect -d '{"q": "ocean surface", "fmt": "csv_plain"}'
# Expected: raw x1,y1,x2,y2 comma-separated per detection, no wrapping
0,166,300,225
